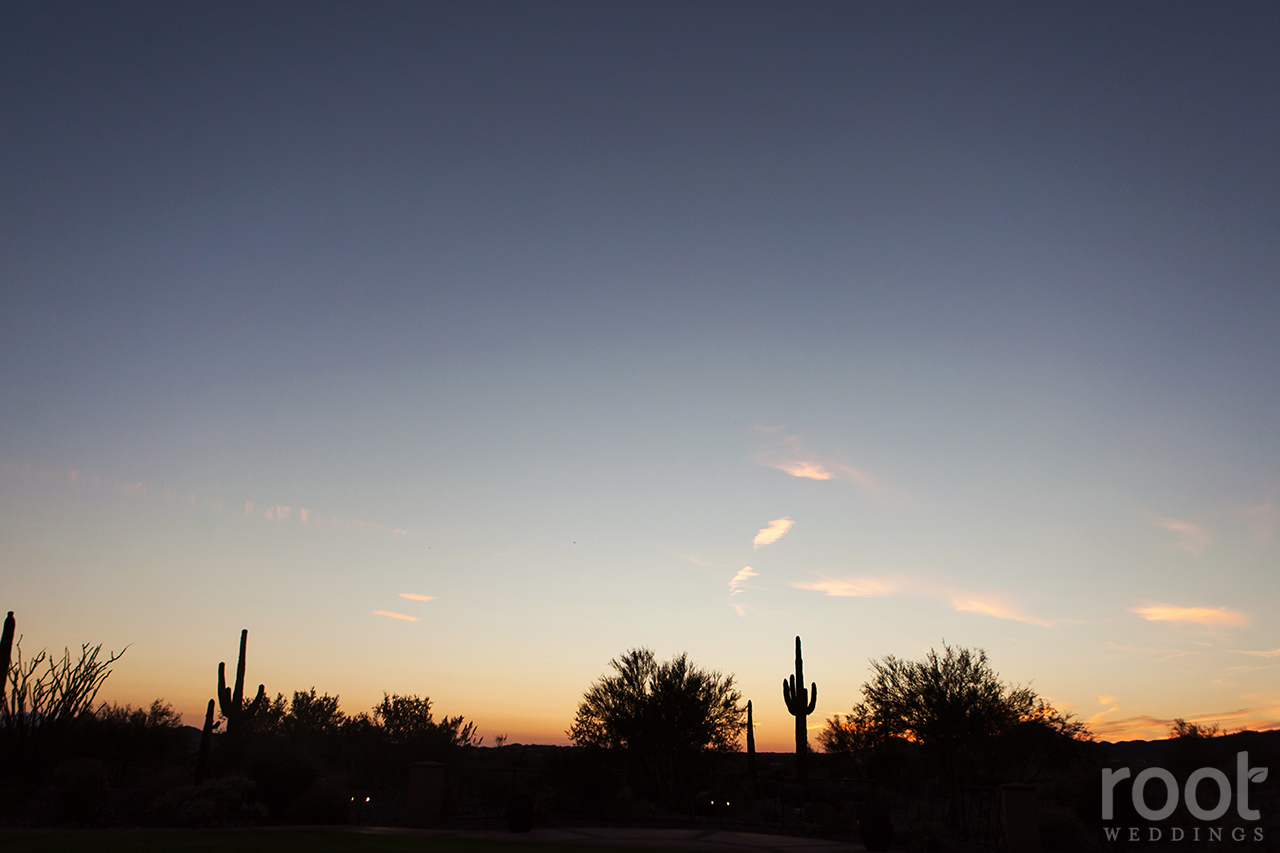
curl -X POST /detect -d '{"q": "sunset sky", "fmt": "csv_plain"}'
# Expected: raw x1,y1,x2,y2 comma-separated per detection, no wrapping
3,1,1279,749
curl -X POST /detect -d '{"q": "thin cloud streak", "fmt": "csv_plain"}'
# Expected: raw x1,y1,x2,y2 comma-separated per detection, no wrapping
1130,604,1246,627
1090,705,1277,741
751,428,897,500
774,460,833,480
373,610,418,622
1153,517,1211,555
728,566,758,596
794,577,900,598
752,517,794,549
398,593,435,602
793,575,1050,625
1230,648,1280,658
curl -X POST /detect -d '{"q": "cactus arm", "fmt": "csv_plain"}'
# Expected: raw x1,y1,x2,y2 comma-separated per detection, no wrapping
233,629,248,710
247,684,266,717
807,683,817,715
217,661,232,716
783,676,795,711
196,698,214,783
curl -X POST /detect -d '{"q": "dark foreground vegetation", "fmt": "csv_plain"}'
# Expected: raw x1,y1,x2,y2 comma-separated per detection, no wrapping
3,613,1277,851
0,830,631,853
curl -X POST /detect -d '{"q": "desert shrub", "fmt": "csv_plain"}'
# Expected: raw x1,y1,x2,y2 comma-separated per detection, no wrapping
147,775,265,827
74,700,187,768
284,773,351,824
50,757,110,825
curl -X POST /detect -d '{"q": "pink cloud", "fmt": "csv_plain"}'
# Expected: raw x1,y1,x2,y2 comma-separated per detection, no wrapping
1130,603,1246,627
728,566,759,595
373,610,418,622
752,517,794,549
793,575,1050,625
1153,517,1211,555
774,461,833,480
752,429,896,500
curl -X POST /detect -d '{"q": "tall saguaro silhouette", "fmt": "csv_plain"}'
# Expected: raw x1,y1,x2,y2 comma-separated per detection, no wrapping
782,635,817,780
217,629,266,736
1,611,14,700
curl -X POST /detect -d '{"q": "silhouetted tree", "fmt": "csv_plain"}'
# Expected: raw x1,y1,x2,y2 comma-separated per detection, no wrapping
569,648,745,801
1,636,126,775
840,644,1087,781
372,693,479,754
570,648,745,754
1169,717,1222,739
819,701,883,756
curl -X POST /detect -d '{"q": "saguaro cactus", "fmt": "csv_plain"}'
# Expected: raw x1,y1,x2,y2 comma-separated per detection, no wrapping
746,699,757,780
1,611,14,699
782,635,817,780
217,629,266,736
195,699,215,783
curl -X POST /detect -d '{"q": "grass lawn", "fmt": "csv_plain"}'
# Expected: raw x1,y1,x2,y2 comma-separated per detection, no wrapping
0,830,633,853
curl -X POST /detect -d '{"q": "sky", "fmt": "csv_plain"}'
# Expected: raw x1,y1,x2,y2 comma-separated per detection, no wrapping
2,1,1279,749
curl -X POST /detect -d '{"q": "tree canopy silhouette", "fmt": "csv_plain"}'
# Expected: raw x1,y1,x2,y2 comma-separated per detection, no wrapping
822,644,1088,766
569,648,745,755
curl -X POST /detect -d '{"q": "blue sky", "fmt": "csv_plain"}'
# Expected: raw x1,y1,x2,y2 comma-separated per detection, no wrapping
3,1,1279,746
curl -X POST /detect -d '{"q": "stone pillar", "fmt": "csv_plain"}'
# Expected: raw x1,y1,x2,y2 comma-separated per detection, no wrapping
1000,783,1040,853
407,761,446,827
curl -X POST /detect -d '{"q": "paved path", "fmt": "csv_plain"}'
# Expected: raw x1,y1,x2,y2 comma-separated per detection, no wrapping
352,825,867,853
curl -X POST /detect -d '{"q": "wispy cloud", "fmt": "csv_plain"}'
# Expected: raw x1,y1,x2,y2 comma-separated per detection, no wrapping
753,517,794,549
1130,603,1246,627
728,566,758,595
1230,648,1280,658
1153,517,1211,555
4,457,411,537
793,574,1050,625
1095,694,1116,705
373,610,418,622
949,595,1048,625
793,577,900,598
774,461,833,480
751,428,895,500
1090,706,1272,741
398,593,435,602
